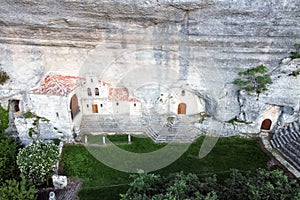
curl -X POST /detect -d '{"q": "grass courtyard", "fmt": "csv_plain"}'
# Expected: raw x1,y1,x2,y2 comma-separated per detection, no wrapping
59,135,271,200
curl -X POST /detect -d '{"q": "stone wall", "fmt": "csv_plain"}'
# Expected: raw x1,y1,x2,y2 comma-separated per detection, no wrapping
0,0,299,134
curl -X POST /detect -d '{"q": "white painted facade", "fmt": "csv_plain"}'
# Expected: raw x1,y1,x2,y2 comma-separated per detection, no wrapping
156,88,205,115
12,73,205,139
257,105,281,131
81,73,142,115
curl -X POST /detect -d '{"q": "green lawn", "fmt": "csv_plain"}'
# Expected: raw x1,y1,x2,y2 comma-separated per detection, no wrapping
59,135,270,200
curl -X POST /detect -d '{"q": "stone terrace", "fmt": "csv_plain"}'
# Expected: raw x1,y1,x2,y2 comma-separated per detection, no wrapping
80,114,201,143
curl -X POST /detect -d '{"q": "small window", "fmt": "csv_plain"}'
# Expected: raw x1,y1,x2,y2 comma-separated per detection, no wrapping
56,112,59,118
116,102,119,106
91,78,93,83
87,104,89,108
181,90,185,96
134,103,136,107
95,88,99,96
87,88,92,96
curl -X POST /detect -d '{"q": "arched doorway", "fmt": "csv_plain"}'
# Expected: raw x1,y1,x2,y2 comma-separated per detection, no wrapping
178,103,187,114
70,94,80,120
261,119,272,131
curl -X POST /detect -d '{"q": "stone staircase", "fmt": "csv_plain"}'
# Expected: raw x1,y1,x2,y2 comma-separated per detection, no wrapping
80,114,200,143
80,114,147,133
270,120,300,171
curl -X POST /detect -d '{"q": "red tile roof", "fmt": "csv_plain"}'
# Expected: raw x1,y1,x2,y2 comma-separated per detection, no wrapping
109,88,129,101
31,73,140,103
31,74,82,96
129,98,140,102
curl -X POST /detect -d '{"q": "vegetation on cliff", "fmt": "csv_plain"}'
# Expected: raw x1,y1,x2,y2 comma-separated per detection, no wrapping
233,65,272,95
0,69,9,85
290,43,300,59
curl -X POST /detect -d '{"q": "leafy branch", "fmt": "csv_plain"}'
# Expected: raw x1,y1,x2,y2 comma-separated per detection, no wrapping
233,65,272,96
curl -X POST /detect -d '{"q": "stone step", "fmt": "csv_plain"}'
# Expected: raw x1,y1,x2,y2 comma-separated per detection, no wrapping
278,149,300,172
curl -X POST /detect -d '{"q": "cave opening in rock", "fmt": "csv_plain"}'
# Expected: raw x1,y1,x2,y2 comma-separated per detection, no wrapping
11,99,20,112
261,119,272,131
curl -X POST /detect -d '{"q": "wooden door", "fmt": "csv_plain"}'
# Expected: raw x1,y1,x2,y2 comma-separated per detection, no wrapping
261,119,272,130
178,103,187,114
92,104,98,113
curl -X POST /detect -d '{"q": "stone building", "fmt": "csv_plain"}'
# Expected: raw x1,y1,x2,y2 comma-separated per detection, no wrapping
12,72,147,138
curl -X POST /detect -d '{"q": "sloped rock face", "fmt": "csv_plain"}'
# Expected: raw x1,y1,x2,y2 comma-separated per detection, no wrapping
0,0,299,124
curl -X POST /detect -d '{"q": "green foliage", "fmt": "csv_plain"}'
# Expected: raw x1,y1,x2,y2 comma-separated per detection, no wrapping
288,69,300,77
121,171,219,200
0,69,9,85
61,136,270,199
222,168,300,200
0,104,21,184
290,43,300,59
121,169,300,200
23,111,50,122
0,135,20,183
0,104,9,132
0,175,37,200
17,141,59,187
233,65,272,95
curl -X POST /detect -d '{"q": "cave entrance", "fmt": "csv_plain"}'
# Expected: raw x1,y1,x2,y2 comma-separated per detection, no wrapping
70,94,80,120
178,103,187,115
11,99,20,112
261,119,272,131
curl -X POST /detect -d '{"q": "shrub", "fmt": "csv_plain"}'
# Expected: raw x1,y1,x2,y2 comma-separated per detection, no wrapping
0,175,37,200
17,141,59,187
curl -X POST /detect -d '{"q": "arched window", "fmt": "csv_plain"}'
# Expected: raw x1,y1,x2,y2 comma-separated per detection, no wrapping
95,88,99,96
181,90,185,96
87,88,92,96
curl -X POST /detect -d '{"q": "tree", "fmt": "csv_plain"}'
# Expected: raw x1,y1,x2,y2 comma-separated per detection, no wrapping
17,141,59,187
0,175,37,200
233,65,272,96
122,169,300,200
0,135,20,183
0,104,20,183
121,171,219,200
247,169,298,200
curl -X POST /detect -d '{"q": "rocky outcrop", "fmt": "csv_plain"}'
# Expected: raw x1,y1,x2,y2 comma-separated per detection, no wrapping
0,0,299,133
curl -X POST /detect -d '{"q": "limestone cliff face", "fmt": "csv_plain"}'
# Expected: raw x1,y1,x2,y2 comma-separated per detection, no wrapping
0,0,299,127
